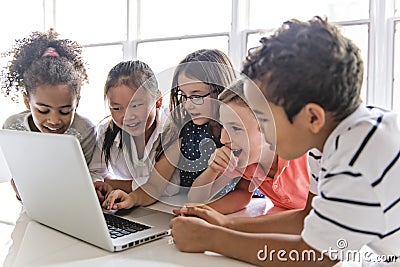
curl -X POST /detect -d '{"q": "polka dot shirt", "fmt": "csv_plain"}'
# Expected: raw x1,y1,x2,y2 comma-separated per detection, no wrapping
179,121,219,187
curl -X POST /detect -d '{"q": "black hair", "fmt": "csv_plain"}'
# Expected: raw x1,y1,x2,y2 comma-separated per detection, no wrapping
101,60,159,166
242,16,363,123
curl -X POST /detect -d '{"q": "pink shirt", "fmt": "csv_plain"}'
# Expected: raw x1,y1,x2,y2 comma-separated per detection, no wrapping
225,154,310,210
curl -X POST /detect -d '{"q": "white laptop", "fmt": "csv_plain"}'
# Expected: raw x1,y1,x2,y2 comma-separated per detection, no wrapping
0,145,12,183
0,129,175,252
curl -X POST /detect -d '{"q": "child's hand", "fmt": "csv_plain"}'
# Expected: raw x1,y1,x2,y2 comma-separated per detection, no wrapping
169,215,215,253
102,189,135,210
94,181,114,203
208,146,238,174
172,204,229,227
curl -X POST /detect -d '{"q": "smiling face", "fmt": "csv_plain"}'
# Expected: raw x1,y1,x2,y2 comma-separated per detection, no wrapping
219,102,264,168
107,85,156,137
24,84,78,134
177,74,216,126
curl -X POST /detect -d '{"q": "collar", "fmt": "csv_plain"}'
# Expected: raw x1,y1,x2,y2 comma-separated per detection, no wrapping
23,112,33,131
323,105,367,156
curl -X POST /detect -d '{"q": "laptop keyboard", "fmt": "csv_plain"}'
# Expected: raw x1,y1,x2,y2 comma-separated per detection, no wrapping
104,213,151,239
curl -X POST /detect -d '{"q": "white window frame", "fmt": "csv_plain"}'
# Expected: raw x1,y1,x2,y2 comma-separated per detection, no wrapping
33,0,400,111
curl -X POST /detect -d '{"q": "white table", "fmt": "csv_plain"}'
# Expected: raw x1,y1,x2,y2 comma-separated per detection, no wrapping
0,182,272,267
0,183,384,267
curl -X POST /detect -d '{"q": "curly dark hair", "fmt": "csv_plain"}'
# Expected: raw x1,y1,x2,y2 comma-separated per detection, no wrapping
0,28,88,100
242,16,363,123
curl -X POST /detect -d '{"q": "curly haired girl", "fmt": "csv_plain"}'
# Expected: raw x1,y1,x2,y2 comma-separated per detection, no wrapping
1,29,96,200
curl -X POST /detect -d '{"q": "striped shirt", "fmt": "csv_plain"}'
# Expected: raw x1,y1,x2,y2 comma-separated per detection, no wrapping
302,105,400,262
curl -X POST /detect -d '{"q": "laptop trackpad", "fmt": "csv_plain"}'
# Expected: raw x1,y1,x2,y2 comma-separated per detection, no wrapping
115,207,158,218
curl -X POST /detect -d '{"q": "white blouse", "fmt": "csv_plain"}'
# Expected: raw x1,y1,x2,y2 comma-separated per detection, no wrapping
89,107,179,195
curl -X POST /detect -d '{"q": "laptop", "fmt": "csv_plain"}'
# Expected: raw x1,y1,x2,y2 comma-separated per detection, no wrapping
0,145,12,182
0,129,175,252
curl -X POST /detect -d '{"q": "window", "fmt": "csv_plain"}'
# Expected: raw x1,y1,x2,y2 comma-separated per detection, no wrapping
139,0,231,39
0,0,44,52
137,36,229,75
246,0,371,105
247,24,369,103
248,0,369,30
0,0,44,126
55,0,127,44
0,0,398,126
80,45,124,124
338,24,369,103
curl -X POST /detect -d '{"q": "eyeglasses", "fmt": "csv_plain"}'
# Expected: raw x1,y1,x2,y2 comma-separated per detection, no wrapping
177,90,212,105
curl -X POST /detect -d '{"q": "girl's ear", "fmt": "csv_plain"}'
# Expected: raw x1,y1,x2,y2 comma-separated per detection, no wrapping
23,94,31,110
303,103,326,134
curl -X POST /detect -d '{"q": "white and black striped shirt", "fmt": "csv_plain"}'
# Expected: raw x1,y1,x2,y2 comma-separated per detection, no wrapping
302,105,400,262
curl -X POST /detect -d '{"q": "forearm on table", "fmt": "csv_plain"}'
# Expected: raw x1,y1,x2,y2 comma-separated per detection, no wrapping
225,192,315,234
208,226,336,267
208,189,252,215
226,208,308,234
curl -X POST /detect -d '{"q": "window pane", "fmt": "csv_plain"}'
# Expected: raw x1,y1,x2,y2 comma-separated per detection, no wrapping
137,36,229,102
55,0,127,44
246,32,269,51
249,0,369,30
0,0,44,126
339,24,369,104
393,22,400,122
396,0,400,16
137,36,229,75
246,24,368,103
0,0,44,52
79,45,124,124
140,0,231,39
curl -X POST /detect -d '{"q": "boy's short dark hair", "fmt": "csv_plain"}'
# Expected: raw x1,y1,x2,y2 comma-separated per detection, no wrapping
242,16,364,123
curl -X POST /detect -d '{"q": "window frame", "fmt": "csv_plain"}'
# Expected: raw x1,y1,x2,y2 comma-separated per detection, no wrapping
1,0,399,126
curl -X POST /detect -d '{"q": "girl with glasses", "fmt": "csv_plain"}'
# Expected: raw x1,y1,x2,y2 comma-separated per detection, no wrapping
170,49,237,188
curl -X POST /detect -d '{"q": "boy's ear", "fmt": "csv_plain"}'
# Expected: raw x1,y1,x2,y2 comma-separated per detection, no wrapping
304,103,326,134
23,94,30,110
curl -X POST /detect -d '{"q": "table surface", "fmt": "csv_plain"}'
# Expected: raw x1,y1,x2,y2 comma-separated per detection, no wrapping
0,182,377,267
0,182,272,267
